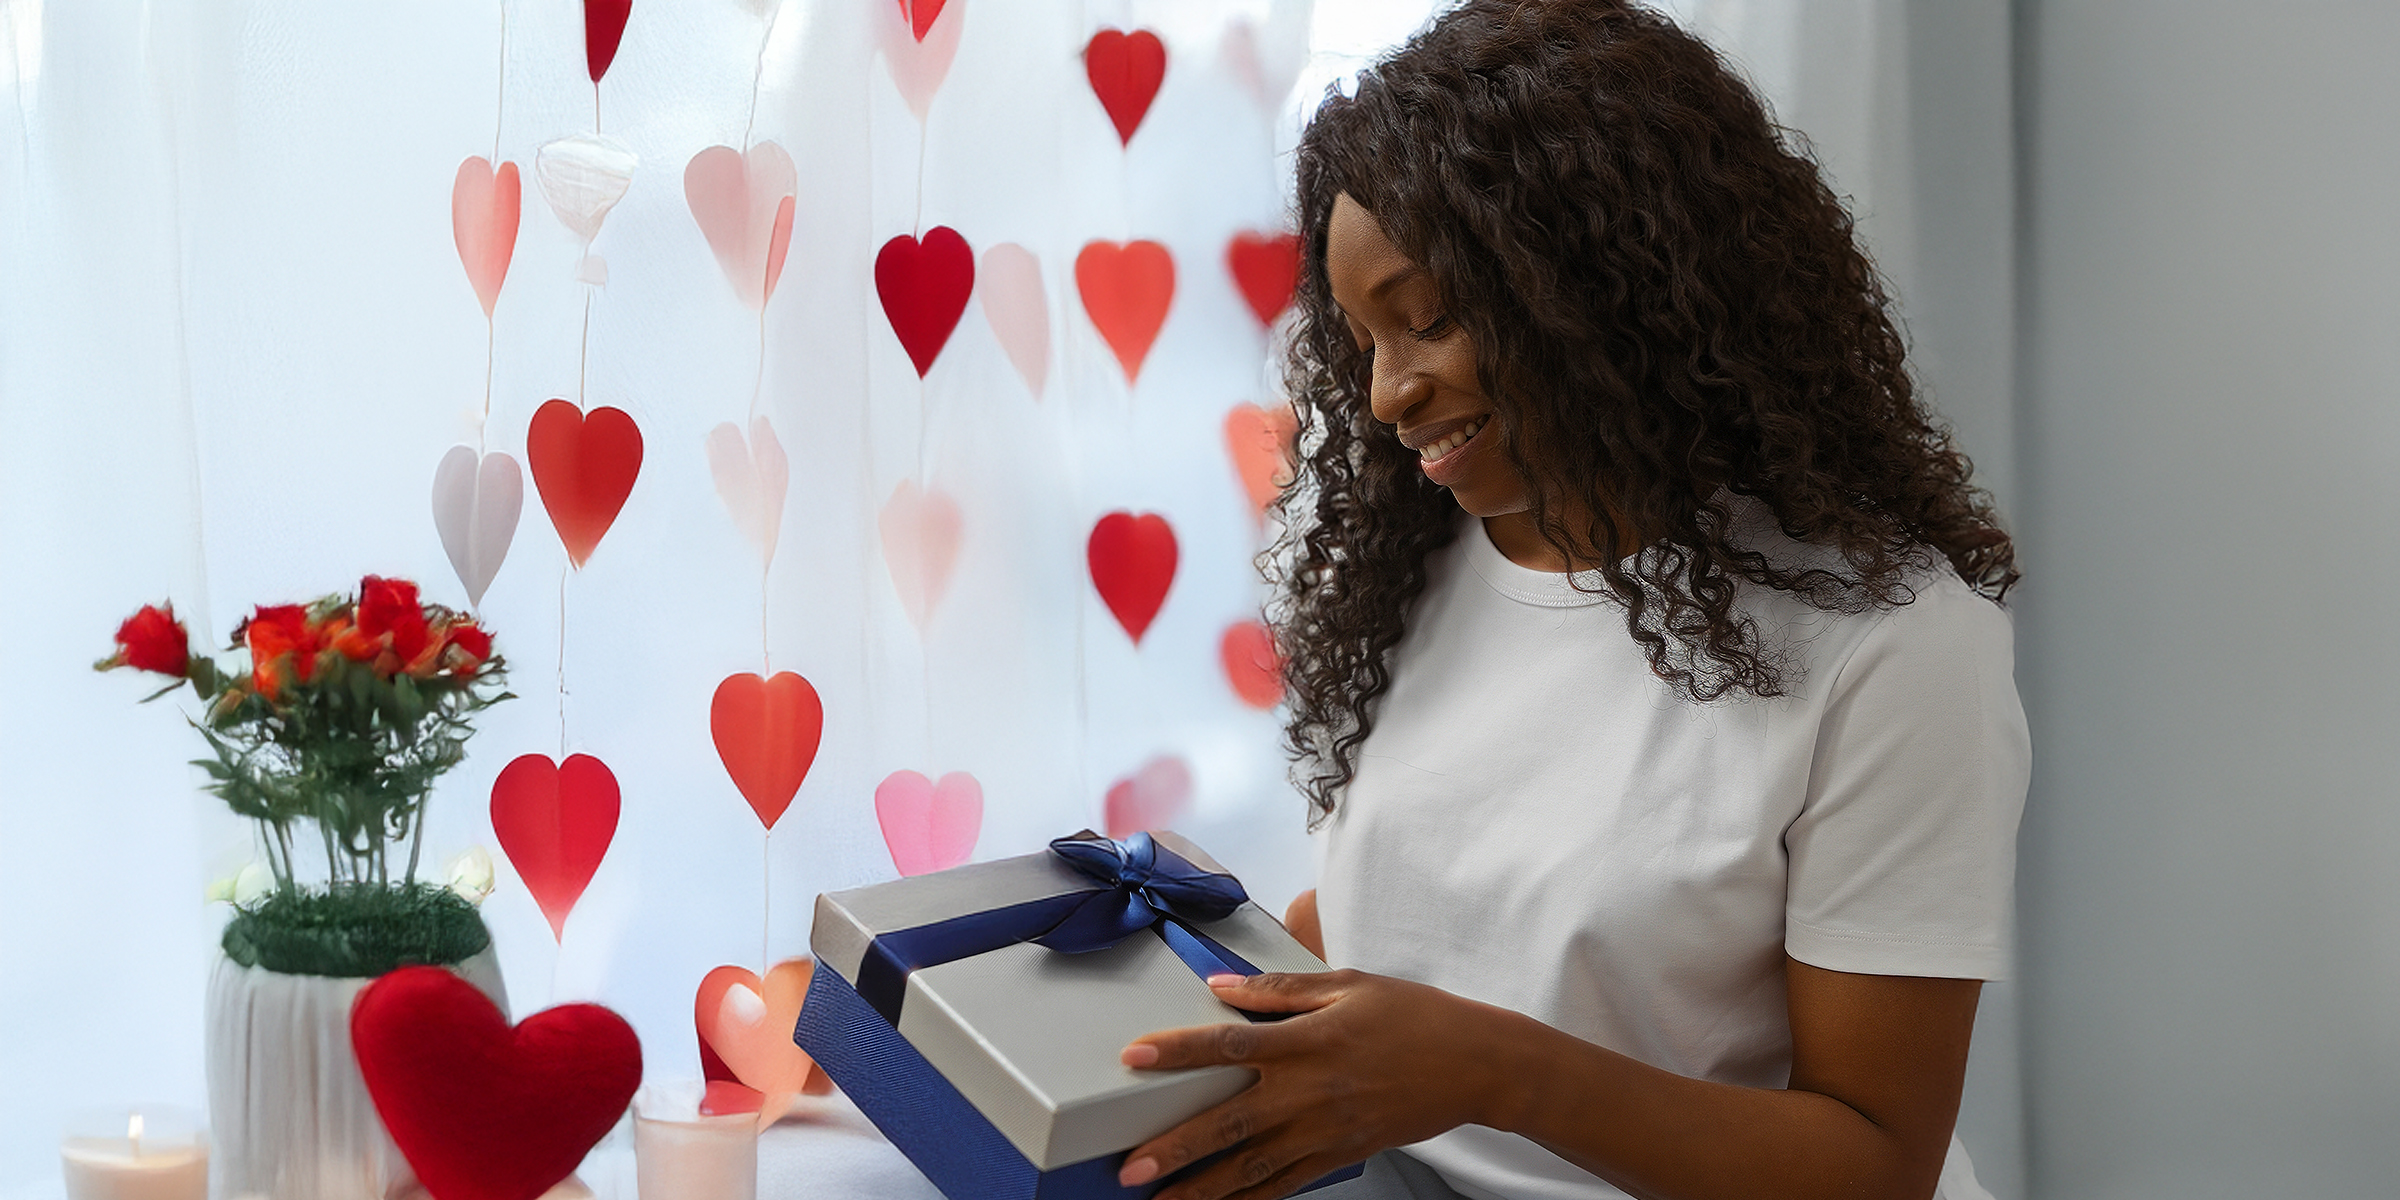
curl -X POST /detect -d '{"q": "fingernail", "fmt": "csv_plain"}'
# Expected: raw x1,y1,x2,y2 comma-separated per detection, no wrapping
1206,973,1244,988
1120,1157,1160,1186
1121,1042,1159,1067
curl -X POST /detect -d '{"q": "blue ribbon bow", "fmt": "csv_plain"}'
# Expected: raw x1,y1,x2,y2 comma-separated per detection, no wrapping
851,832,1263,1026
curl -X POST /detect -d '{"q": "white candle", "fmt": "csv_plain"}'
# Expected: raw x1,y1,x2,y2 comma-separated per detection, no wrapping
634,1084,757,1200
60,1110,208,1200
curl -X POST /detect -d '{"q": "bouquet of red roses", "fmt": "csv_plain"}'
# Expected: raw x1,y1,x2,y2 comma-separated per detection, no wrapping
99,577,510,895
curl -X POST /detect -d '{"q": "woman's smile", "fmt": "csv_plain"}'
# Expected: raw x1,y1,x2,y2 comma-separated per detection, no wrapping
1402,412,1493,486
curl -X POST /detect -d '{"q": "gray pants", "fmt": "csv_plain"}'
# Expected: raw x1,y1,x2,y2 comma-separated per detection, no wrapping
1312,1151,1468,1199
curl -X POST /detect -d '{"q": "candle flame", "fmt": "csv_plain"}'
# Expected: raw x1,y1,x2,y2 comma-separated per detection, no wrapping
126,1113,143,1143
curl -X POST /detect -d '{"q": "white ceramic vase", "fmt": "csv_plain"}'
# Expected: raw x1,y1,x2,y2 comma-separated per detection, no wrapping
205,948,508,1200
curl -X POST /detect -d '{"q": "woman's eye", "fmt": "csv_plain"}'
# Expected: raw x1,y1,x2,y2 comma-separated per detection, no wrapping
1407,313,1453,340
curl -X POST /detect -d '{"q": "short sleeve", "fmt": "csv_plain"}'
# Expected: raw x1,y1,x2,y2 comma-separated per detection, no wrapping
1783,575,2030,980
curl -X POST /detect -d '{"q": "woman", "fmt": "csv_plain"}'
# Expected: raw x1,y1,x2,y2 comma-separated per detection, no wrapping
1119,3,2028,1200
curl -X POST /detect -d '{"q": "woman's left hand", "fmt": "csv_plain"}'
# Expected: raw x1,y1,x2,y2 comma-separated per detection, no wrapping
1116,969,1532,1200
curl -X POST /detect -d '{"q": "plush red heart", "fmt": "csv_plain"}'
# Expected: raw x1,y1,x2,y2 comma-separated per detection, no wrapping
354,966,641,1200
1076,240,1175,383
526,399,642,568
711,671,824,831
585,0,632,83
876,227,975,378
898,0,946,42
1088,511,1178,643
1226,231,1299,328
1220,620,1283,709
1085,28,1166,145
1104,755,1193,839
490,753,620,940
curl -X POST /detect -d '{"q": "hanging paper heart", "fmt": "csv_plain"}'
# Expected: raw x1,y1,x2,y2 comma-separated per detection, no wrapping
877,0,965,119
685,142,798,310
1226,230,1300,328
694,960,830,1127
1075,239,1175,383
897,0,946,41
1220,620,1283,709
1085,28,1167,146
353,966,641,1200
711,672,824,831
978,242,1049,397
452,157,521,319
1087,511,1178,643
586,0,633,83
1218,8,1310,112
705,417,789,566
526,399,643,568
489,752,621,940
878,480,962,630
431,447,524,609
876,227,974,378
874,770,982,877
1104,755,1193,839
1223,402,1299,520
534,133,637,244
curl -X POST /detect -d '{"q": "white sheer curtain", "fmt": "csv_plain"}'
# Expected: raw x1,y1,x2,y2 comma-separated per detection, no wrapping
0,1,2023,1196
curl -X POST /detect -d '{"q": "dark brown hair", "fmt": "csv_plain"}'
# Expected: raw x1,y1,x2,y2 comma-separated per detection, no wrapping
1269,0,2017,821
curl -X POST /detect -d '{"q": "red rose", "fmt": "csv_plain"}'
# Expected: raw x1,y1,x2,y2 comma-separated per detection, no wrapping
243,604,323,700
357,576,431,665
443,623,493,668
109,603,190,676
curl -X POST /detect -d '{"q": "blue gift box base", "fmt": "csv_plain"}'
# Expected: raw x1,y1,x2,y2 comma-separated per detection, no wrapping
796,963,1363,1199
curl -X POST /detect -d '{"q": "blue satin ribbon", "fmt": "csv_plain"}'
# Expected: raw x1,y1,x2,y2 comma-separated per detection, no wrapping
853,832,1264,1026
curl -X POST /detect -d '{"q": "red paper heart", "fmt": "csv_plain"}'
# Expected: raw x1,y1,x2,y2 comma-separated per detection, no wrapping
711,671,824,831
585,0,632,83
490,753,620,940
694,960,831,1121
898,0,946,42
1085,28,1166,145
1088,511,1178,643
1104,755,1193,839
876,227,975,378
1075,240,1175,383
1220,621,1284,709
1226,231,1299,328
527,399,642,568
1223,403,1298,520
452,159,520,319
354,966,641,1200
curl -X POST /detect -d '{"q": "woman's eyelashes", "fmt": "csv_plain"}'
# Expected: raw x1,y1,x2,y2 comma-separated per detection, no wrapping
1407,313,1454,341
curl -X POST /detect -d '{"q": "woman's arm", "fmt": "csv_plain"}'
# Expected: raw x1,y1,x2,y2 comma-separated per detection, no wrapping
1117,957,1979,1200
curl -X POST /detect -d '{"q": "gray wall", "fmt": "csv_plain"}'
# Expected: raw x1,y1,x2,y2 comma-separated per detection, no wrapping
2015,2,2400,1196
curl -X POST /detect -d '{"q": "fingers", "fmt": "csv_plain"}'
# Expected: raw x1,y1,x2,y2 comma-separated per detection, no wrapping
1220,1153,1357,1200
1208,969,1355,1014
1124,1016,1287,1070
1125,1111,1318,1200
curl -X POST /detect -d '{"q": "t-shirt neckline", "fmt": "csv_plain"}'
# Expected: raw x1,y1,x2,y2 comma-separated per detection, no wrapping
1462,517,1615,608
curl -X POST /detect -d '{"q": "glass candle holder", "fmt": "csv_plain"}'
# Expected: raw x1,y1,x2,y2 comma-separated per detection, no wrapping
633,1082,758,1200
59,1106,208,1200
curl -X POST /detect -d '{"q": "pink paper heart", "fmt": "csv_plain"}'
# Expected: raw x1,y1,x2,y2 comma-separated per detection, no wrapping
452,157,521,318
876,0,965,119
878,480,962,630
875,770,982,877
684,143,797,310
431,446,524,609
1104,755,1192,839
704,417,789,566
978,243,1049,398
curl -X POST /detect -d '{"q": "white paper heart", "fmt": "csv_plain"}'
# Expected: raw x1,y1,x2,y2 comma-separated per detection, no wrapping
978,243,1049,398
1220,1,1312,112
685,143,798,310
878,480,962,630
876,0,966,120
705,416,790,566
534,133,638,244
430,446,524,608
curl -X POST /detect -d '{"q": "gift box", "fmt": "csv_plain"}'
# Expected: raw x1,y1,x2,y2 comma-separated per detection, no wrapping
795,830,1364,1200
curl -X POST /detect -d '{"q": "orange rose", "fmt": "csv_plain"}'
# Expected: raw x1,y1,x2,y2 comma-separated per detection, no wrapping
243,604,322,701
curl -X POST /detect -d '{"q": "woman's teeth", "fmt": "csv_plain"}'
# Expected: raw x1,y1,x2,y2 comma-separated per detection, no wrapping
1419,416,1488,461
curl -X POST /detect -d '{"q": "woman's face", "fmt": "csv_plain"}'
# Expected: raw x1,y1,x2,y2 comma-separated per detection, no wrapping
1325,193,1530,519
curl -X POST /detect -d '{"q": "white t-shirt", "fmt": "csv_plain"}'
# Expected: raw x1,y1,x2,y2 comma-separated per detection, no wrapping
1313,508,2029,1200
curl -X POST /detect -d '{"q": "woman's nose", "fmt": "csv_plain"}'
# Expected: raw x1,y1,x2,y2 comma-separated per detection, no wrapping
1369,354,1433,428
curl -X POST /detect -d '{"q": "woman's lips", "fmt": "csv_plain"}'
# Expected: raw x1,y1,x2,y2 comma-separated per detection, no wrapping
1416,414,1491,487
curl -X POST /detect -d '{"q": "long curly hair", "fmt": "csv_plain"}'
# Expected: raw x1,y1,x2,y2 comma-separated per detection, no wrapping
1269,0,2017,822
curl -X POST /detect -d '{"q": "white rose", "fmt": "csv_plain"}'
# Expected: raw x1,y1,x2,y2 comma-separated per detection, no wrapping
446,846,495,906
232,862,275,906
